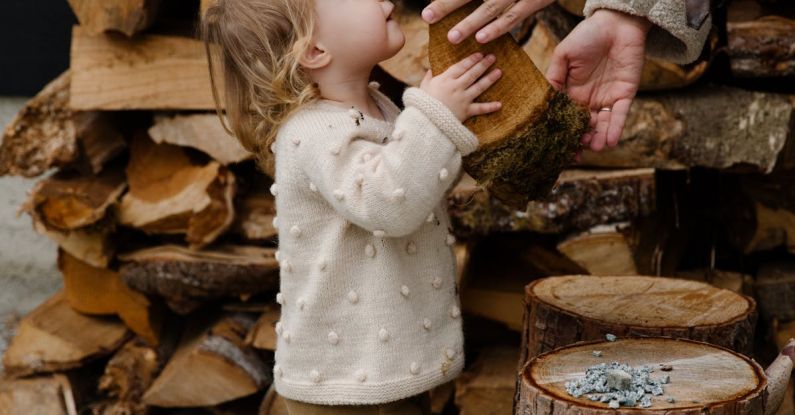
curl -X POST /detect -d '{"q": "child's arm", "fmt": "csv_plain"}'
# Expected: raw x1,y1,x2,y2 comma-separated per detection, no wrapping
295,53,502,237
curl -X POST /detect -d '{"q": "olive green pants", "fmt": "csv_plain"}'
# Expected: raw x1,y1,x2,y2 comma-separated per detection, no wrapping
283,391,432,415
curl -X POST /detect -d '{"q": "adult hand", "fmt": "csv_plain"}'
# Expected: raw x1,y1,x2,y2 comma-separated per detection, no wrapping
546,9,651,151
422,0,555,44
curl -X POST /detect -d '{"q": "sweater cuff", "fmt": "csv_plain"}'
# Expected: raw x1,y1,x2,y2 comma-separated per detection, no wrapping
402,87,479,156
583,0,710,64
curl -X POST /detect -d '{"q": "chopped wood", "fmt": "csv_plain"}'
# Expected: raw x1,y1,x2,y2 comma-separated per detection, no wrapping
517,338,768,415
448,169,655,235
455,345,519,415
2,291,130,378
232,189,277,242
93,338,166,415
429,2,589,208
755,261,795,321
0,71,75,177
676,269,753,295
579,86,794,172
71,111,127,175
30,219,115,268
148,114,252,165
118,132,236,249
525,8,709,92
70,26,220,110
59,249,163,345
522,276,757,361
67,0,162,37
143,311,270,407
557,223,639,275
119,244,279,315
20,163,126,232
0,374,79,415
727,0,795,78
244,303,280,351
726,172,795,254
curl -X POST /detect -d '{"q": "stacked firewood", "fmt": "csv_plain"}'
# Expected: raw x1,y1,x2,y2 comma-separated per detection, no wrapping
0,0,793,414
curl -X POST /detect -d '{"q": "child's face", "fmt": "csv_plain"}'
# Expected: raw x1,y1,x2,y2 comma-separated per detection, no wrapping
314,0,405,71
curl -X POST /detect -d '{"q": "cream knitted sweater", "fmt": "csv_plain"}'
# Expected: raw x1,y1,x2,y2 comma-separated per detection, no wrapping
270,83,479,405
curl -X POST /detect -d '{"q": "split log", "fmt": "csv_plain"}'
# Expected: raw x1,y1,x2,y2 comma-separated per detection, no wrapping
118,132,236,250
232,189,277,242
579,86,794,172
522,276,757,360
429,2,589,208
0,374,79,415
727,0,795,78
0,71,127,178
557,223,638,275
30,220,115,269
448,169,655,236
2,291,130,378
118,244,279,315
148,114,252,165
70,26,219,110
67,0,162,37
143,312,270,407
93,338,166,415
455,345,519,415
755,261,795,321
516,337,768,415
525,7,710,91
245,303,280,351
59,249,163,345
461,234,585,331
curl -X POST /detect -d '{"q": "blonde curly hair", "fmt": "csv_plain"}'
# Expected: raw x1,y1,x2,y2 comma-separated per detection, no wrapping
200,0,319,172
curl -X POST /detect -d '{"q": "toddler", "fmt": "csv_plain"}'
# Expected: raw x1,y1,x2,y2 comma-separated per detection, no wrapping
201,1,501,413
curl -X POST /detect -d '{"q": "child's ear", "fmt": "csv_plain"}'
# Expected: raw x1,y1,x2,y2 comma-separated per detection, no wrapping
298,42,331,70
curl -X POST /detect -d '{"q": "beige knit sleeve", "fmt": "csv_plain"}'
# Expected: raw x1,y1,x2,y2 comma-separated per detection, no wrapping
292,89,477,238
583,0,711,64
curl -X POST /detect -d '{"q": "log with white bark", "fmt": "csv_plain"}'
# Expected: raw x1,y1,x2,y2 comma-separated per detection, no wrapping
148,113,252,165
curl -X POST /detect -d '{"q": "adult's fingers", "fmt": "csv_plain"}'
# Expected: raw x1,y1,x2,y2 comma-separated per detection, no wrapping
475,0,552,43
545,47,569,91
466,68,503,98
447,0,515,44
422,0,472,23
467,101,502,117
446,52,484,79
605,98,632,147
590,108,611,151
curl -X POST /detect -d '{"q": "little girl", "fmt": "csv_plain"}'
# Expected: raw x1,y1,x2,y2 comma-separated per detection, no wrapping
201,1,502,413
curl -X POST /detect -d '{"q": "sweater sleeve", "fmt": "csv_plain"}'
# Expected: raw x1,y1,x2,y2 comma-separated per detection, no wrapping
293,87,479,238
583,0,711,64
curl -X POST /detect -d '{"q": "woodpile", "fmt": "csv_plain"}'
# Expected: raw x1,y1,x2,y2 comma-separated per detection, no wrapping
0,0,794,414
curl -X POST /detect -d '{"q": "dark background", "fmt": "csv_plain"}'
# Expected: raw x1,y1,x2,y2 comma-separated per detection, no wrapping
0,0,77,96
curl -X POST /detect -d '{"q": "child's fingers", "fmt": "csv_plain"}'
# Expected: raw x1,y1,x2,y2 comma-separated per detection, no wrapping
445,52,484,79
459,54,496,86
467,101,502,117
465,68,502,98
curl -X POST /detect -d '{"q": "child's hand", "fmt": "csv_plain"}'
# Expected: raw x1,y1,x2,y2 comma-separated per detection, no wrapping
420,52,502,122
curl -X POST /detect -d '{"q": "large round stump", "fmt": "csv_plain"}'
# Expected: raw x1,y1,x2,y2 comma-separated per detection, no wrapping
522,276,757,361
517,337,768,415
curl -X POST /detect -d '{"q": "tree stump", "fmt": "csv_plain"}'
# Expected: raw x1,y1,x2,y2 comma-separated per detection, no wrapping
517,337,768,415
522,276,757,362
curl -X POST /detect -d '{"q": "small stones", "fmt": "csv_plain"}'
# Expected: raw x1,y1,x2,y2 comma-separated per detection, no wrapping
310,369,322,383
606,334,617,342
378,328,390,342
410,362,420,375
659,364,673,371
290,225,302,237
439,168,449,181
400,285,410,297
406,241,417,255
666,397,676,403
431,277,442,289
365,244,376,258
373,230,385,238
328,330,339,345
347,290,359,304
606,369,632,391
423,318,432,330
566,362,671,409
592,350,603,357
333,189,345,201
270,183,279,196
355,369,367,382
608,400,620,409
309,182,318,192
450,305,461,319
